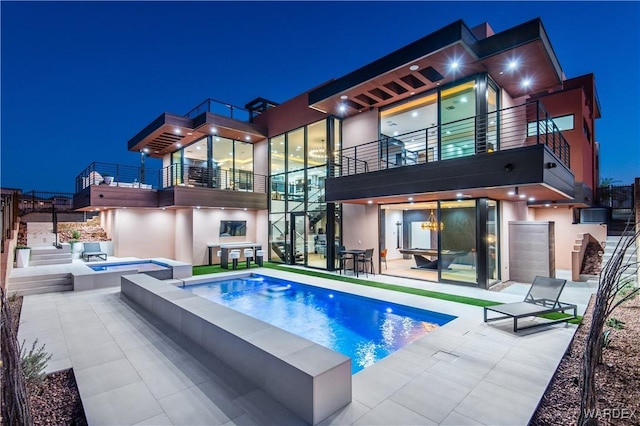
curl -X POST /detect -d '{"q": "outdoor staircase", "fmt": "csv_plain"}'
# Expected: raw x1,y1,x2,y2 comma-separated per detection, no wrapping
7,272,73,297
29,245,73,266
601,235,638,286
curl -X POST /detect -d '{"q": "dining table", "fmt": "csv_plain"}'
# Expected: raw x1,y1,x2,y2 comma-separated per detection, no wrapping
340,249,367,277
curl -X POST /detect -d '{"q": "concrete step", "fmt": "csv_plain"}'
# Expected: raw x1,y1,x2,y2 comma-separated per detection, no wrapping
31,245,71,255
8,276,73,291
29,258,73,266
7,284,74,297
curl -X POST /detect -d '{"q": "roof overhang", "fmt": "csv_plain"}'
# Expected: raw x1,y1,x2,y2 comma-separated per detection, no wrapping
309,18,564,118
127,112,267,158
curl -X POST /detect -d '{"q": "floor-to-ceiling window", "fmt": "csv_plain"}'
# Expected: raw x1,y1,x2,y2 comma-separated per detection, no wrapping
268,118,341,269
440,81,477,160
440,200,477,284
171,136,254,190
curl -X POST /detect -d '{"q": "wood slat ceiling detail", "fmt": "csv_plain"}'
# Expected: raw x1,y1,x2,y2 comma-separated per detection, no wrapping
311,39,560,118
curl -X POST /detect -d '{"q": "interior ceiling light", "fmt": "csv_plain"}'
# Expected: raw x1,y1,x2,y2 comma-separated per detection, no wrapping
409,64,419,71
421,210,445,231
529,197,535,201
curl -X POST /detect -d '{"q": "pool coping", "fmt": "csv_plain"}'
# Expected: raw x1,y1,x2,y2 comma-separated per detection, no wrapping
121,273,352,425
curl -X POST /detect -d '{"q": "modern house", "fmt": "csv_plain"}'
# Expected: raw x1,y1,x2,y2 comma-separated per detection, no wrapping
73,17,603,289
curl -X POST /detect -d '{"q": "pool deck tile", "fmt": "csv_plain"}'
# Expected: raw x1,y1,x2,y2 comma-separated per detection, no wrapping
16,266,594,425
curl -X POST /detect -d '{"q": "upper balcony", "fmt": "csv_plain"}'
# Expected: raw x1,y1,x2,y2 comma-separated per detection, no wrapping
326,100,577,206
73,162,268,211
127,98,268,159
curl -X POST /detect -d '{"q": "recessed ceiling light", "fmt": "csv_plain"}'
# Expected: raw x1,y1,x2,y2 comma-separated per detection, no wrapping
508,190,515,196
411,111,418,117
519,194,526,199
522,78,531,87
187,132,193,136
409,64,419,71
340,95,348,100
436,82,441,86
162,207,166,210
508,60,518,70
499,71,504,75
410,91,415,95
339,105,346,112
456,193,463,197
545,203,551,207
175,128,181,134
244,208,247,211
529,197,535,201
408,197,413,201
450,61,459,69
221,207,225,210
176,143,181,148
196,206,201,209
211,127,217,133
245,136,251,141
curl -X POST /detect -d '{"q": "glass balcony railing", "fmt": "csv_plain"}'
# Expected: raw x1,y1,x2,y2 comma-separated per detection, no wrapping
330,100,571,178
184,98,251,122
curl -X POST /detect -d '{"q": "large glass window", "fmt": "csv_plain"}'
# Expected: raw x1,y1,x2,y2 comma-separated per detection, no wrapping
439,199,477,284
441,81,476,160
380,93,438,164
268,118,341,270
287,128,305,172
487,200,498,282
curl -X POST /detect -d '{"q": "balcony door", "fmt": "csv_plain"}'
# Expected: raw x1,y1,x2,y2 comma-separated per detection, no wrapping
290,212,307,266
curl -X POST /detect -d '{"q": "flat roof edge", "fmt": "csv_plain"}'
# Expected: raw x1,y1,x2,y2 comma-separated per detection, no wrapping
309,20,473,105
127,113,193,152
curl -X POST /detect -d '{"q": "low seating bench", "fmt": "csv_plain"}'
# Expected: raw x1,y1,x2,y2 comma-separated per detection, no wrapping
82,242,107,262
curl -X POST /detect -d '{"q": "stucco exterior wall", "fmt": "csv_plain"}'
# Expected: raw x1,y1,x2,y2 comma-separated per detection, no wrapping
175,209,194,264
533,206,607,270
341,109,378,149
342,204,378,261
111,208,176,259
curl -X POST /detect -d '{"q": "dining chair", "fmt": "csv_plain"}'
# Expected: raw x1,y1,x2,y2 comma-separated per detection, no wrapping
380,248,388,270
357,248,375,277
336,245,347,274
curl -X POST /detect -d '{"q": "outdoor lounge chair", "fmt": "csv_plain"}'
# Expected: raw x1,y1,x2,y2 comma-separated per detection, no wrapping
82,242,107,262
483,276,577,332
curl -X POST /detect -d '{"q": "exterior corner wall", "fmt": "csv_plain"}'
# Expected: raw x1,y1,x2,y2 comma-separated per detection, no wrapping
342,203,378,258
175,208,194,264
532,207,607,271
342,109,379,149
253,139,269,177
255,209,269,258
112,208,176,258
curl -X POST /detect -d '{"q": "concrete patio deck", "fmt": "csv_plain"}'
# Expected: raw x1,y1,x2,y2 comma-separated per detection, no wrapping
16,267,596,425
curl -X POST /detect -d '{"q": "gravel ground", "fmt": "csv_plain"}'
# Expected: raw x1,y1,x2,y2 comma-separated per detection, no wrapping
7,296,87,426
531,295,640,425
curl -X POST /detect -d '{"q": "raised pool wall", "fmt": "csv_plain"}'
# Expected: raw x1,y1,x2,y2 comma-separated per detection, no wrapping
121,273,352,425
73,258,192,291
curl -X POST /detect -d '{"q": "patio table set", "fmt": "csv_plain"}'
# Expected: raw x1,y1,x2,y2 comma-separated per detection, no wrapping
337,247,375,277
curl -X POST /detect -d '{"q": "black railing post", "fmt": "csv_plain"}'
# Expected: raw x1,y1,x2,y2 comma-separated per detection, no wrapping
536,100,541,145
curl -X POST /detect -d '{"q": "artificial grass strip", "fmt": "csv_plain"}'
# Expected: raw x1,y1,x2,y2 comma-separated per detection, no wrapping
191,262,582,323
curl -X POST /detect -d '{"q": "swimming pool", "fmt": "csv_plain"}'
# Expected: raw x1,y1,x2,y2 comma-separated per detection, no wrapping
184,275,456,373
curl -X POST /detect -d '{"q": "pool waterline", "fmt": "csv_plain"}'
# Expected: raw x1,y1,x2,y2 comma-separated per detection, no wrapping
183,273,456,373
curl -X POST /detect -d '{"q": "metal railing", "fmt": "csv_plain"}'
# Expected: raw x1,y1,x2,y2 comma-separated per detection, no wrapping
75,162,160,193
596,185,635,209
18,190,76,214
185,98,251,121
331,100,571,178
159,164,267,193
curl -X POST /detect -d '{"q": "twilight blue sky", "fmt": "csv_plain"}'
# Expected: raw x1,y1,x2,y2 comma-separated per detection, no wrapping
2,1,639,192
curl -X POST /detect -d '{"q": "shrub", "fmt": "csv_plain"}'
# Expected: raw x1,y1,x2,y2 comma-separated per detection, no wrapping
20,339,52,384
71,230,81,240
